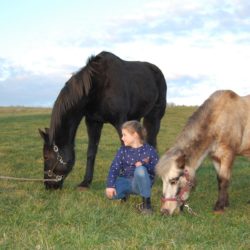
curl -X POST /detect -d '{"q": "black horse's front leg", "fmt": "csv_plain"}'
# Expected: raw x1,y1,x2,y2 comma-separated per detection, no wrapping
78,119,103,189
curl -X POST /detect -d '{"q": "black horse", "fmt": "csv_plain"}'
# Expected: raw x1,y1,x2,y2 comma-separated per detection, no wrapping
39,51,167,189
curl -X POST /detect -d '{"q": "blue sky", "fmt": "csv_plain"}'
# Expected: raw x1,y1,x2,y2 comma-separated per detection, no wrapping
1,0,250,106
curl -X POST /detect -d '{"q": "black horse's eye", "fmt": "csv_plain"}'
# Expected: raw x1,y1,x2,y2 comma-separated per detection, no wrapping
169,177,179,185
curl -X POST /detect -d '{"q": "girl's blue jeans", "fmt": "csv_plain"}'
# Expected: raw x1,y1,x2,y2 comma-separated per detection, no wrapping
112,166,152,199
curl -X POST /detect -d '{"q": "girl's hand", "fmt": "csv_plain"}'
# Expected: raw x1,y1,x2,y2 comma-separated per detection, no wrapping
135,157,149,167
106,187,117,199
135,161,142,167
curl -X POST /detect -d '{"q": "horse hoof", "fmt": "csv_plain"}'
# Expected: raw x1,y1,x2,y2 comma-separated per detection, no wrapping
77,186,89,191
213,210,224,215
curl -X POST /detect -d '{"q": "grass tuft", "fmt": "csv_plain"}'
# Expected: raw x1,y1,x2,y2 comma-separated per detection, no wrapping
0,106,249,249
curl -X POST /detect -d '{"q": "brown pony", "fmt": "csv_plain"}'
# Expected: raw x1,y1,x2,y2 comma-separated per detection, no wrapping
156,90,250,215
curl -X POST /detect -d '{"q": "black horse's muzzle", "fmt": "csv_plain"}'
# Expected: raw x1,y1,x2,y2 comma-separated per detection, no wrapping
44,172,64,190
44,179,63,189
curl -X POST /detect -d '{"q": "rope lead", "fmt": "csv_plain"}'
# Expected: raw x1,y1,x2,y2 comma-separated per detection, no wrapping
0,175,62,182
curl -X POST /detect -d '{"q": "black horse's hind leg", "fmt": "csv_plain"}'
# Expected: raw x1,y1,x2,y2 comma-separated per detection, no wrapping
143,106,165,148
78,119,103,188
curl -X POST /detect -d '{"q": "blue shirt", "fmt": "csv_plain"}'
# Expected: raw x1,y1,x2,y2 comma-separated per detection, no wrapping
106,143,159,188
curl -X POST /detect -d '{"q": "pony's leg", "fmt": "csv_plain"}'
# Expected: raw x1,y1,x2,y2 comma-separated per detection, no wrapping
78,119,103,188
212,154,234,211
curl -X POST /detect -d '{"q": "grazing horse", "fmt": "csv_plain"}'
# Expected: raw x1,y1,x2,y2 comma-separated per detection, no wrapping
156,90,250,215
39,51,167,189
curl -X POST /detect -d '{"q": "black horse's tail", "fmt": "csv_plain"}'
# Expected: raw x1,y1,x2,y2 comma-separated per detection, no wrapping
142,63,167,148
149,63,167,116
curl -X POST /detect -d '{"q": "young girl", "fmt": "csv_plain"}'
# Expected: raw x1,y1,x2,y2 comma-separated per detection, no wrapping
105,120,159,214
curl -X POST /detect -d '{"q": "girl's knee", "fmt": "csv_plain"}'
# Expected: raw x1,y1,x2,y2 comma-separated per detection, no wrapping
134,166,147,178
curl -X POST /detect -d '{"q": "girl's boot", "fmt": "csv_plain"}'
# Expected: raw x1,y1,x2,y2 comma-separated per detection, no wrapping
137,197,153,214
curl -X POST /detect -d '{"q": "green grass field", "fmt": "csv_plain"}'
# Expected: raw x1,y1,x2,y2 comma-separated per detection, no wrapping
0,106,249,249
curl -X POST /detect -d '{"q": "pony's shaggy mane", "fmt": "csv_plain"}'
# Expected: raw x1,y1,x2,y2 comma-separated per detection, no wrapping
49,55,97,142
176,90,237,147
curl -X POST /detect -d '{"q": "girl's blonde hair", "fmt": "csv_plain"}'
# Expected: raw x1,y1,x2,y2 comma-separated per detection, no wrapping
121,120,147,143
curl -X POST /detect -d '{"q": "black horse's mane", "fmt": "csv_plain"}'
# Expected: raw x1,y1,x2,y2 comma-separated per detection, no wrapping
49,55,98,143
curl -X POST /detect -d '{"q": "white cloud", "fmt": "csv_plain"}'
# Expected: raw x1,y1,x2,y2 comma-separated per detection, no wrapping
1,0,250,106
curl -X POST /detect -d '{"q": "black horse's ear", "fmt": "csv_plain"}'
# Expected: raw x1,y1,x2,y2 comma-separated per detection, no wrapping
38,128,49,143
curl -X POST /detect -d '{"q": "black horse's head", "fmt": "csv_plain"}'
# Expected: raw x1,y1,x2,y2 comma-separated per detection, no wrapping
39,128,75,189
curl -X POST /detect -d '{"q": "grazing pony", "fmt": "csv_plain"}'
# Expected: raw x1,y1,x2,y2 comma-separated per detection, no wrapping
39,51,167,189
156,90,250,215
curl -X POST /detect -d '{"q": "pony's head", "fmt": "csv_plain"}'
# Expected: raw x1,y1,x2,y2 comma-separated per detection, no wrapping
156,149,196,215
38,128,75,189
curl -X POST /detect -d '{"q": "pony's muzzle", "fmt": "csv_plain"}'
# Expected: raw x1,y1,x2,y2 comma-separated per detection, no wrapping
160,208,170,215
